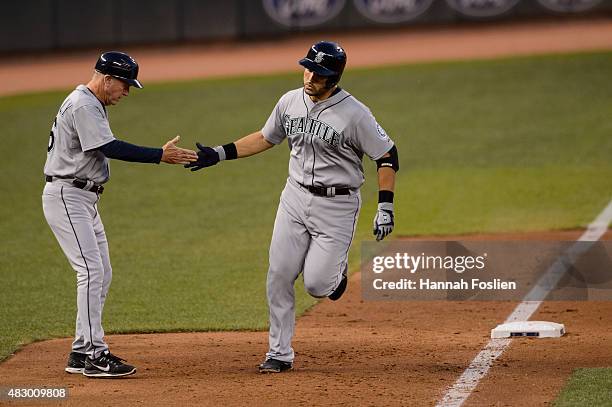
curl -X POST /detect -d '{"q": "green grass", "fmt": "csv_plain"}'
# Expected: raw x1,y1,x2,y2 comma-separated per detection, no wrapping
1,52,611,361
554,368,612,406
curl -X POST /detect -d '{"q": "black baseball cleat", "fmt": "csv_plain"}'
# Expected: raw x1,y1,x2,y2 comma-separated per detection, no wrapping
258,358,293,374
65,352,87,374
328,267,348,301
83,351,136,378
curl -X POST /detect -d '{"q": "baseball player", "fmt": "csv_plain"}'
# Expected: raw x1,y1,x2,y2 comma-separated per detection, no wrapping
186,41,399,373
42,51,197,378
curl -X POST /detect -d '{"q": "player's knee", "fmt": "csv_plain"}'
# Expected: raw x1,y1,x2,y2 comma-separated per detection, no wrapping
266,265,298,295
268,264,293,284
76,270,104,287
304,279,331,298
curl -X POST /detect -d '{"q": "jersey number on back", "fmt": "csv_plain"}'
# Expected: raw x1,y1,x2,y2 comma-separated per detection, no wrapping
47,118,57,152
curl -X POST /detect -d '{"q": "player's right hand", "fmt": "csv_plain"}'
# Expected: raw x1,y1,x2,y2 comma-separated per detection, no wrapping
184,142,220,171
161,135,198,164
373,202,394,241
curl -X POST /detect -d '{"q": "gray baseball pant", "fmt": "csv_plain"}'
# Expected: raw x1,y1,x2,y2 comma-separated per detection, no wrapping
42,182,111,358
266,178,360,363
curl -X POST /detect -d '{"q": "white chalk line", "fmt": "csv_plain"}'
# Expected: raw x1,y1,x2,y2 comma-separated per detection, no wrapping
435,199,612,407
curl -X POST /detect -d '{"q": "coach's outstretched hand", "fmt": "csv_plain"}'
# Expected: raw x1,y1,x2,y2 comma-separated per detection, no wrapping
373,202,394,241
161,136,198,164
184,142,220,171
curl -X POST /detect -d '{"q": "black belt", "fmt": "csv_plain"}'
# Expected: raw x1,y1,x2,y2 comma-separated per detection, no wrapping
45,175,104,194
298,182,350,197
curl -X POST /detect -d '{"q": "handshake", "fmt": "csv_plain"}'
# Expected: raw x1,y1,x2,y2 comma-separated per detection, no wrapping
159,137,220,171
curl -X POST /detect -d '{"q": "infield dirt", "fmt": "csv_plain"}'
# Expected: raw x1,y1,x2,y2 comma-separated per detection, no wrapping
0,230,611,406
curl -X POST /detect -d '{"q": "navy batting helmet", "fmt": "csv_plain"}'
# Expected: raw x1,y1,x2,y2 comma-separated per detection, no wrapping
299,41,346,88
95,51,143,89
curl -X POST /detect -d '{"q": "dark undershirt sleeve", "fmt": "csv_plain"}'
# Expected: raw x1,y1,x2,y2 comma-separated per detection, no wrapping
98,139,163,164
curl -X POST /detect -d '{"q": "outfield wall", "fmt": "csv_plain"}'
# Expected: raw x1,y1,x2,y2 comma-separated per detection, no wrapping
1,0,611,53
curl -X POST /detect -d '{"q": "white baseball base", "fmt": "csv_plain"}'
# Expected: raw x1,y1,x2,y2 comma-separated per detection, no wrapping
491,321,565,338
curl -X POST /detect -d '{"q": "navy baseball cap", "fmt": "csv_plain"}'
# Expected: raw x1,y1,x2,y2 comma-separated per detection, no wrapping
299,41,346,78
95,51,143,89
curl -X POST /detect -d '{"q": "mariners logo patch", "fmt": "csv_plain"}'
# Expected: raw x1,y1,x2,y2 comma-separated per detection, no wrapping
376,123,389,140
314,52,325,63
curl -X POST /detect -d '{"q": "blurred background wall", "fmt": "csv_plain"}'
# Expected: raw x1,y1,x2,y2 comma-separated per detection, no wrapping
1,0,611,53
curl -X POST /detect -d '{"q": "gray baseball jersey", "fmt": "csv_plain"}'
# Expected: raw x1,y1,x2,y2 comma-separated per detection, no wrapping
44,85,115,184
261,88,394,363
262,88,394,189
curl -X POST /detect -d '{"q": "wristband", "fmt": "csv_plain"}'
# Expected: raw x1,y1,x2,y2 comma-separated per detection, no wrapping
213,143,238,161
223,143,238,160
378,190,394,203
213,146,225,161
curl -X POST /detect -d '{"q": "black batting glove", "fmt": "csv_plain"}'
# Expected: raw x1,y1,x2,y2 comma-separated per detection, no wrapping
184,142,220,171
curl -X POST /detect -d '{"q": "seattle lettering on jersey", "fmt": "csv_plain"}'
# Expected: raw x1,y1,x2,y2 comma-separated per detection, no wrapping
282,114,341,148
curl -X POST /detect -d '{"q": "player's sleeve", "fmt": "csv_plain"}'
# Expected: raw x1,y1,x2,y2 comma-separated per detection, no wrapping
73,104,116,152
98,139,163,163
351,110,395,160
261,94,289,145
